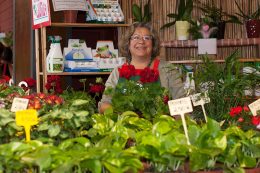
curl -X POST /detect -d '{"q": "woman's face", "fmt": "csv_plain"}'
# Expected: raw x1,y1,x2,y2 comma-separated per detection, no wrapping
129,27,153,59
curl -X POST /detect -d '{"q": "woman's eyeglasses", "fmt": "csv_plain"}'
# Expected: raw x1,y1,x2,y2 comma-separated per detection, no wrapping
130,35,153,41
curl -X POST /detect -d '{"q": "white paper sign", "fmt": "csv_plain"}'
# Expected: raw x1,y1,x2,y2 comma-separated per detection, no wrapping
11,98,29,112
168,97,193,116
52,0,88,11
249,98,260,116
191,92,210,106
32,0,51,29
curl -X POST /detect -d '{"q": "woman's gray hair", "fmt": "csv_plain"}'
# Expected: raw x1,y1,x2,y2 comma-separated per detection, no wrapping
119,22,160,63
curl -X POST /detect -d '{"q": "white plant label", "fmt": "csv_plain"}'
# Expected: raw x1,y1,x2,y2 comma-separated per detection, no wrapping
249,98,260,116
168,97,193,145
190,92,210,122
191,92,210,106
11,98,29,112
168,97,193,116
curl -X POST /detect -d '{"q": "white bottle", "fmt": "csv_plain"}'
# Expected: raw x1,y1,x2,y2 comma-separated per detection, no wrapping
46,36,64,73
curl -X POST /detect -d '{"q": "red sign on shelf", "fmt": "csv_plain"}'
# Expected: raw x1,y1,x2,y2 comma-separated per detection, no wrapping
31,0,51,29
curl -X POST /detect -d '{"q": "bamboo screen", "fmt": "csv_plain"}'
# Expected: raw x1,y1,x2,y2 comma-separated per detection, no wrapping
118,0,260,62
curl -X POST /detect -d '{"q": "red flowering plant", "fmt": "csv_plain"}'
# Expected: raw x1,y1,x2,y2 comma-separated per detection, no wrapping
20,77,36,92
45,75,63,94
87,77,105,98
105,64,170,120
227,105,260,131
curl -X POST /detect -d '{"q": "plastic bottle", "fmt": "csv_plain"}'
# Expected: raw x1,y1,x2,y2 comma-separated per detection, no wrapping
46,36,64,73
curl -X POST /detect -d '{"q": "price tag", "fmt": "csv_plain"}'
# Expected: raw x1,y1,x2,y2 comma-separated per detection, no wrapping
168,97,193,145
16,109,38,142
11,98,29,112
191,92,210,106
168,97,193,116
249,98,260,116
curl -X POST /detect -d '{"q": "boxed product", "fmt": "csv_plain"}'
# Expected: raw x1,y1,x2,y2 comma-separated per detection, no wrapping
64,39,99,72
92,40,125,70
86,0,124,23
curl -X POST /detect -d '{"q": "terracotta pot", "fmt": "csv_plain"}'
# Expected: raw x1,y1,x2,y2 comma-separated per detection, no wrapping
244,167,260,173
63,10,78,23
245,19,260,38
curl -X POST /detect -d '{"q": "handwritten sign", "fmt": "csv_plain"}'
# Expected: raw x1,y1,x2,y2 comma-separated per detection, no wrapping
168,97,193,116
191,92,210,107
168,97,193,145
52,0,88,11
191,92,210,122
249,98,260,116
11,98,29,112
16,109,38,142
32,0,51,29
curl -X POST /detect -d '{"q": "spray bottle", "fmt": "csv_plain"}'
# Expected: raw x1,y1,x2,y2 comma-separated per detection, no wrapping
46,36,64,73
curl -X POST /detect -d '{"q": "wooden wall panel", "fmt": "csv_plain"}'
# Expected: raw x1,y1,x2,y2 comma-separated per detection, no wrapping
14,0,33,83
0,0,13,32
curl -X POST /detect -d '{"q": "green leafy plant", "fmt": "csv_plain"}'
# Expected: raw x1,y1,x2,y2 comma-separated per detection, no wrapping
194,0,241,25
132,0,152,22
193,51,260,122
161,0,193,29
235,0,260,22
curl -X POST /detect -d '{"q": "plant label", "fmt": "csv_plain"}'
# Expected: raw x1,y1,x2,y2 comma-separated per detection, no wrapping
11,98,29,112
249,98,260,116
168,97,193,116
16,109,38,142
191,92,210,106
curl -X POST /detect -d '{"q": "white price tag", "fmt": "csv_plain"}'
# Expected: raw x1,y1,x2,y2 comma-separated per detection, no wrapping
249,98,260,116
11,98,29,112
191,92,210,106
168,97,193,116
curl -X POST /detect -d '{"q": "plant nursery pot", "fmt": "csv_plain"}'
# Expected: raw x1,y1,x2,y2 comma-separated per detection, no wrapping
216,21,226,39
63,10,78,23
244,167,260,173
245,19,260,38
175,21,190,40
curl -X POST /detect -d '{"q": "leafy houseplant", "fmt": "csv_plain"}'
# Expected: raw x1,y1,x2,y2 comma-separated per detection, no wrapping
132,0,151,22
235,0,260,38
161,0,193,40
193,51,260,122
193,0,240,39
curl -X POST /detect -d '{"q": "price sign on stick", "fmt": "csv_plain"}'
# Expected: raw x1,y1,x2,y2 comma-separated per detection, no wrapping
11,98,29,112
191,92,210,122
168,97,193,145
16,109,38,142
249,98,260,116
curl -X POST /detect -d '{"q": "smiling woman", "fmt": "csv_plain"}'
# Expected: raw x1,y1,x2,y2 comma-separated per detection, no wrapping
98,22,186,114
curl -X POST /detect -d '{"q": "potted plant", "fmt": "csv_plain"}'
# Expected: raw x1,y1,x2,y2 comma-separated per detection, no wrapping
132,0,152,22
161,0,193,40
235,0,260,38
193,0,241,39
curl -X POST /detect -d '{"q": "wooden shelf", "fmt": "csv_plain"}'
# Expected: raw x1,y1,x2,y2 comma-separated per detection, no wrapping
50,22,131,28
42,72,111,76
169,58,260,64
161,38,260,48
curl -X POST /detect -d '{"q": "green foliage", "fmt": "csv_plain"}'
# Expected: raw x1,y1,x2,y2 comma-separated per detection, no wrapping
105,79,170,121
194,0,241,25
235,0,260,21
161,0,193,29
132,0,152,22
193,51,260,122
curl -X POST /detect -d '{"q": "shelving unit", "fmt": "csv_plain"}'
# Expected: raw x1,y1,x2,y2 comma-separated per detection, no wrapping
35,23,130,92
160,38,260,64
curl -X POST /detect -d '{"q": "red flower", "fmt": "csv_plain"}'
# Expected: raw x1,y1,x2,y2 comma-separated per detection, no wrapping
251,116,260,126
89,84,105,94
139,67,159,83
229,106,243,117
163,95,169,104
243,105,250,112
118,64,136,79
45,75,63,94
238,117,244,122
2,75,10,82
23,78,36,88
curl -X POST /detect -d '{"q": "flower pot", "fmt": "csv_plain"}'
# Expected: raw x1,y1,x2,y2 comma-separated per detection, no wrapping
245,19,260,38
176,21,190,40
216,21,226,39
63,10,78,23
198,38,217,55
245,167,260,173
